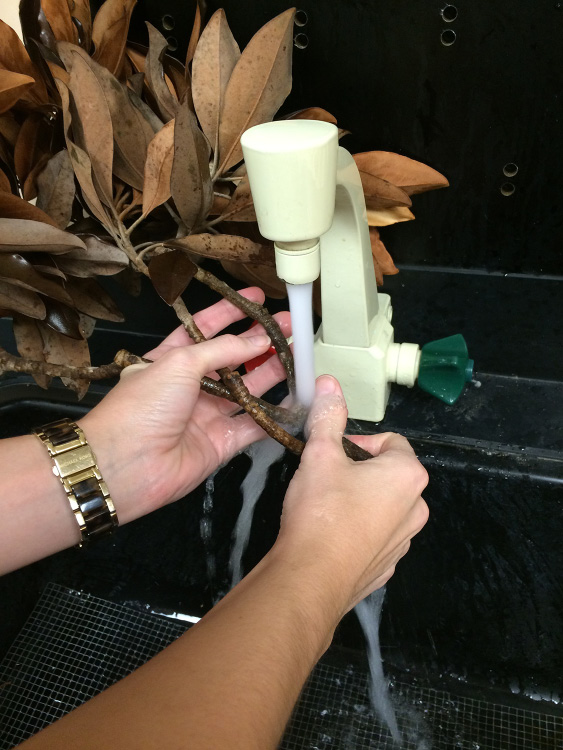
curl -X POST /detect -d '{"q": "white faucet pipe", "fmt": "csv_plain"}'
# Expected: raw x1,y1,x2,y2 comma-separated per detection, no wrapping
274,241,321,285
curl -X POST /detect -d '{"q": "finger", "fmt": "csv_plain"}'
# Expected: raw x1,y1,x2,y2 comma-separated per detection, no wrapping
119,362,151,380
144,287,266,360
346,431,417,458
303,375,348,451
210,311,292,372
151,332,273,384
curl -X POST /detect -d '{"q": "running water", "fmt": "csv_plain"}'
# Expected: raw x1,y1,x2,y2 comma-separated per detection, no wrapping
200,474,217,589
286,281,316,407
229,438,286,587
355,589,402,744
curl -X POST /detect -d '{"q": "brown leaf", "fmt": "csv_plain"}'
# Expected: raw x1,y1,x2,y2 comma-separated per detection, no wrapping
0,192,59,227
221,260,287,299
42,0,77,42
170,95,212,232
145,23,178,122
354,151,449,196
14,113,43,185
58,42,153,191
185,0,205,67
369,228,398,286
43,298,83,338
0,167,12,193
149,250,196,305
55,79,111,228
0,112,20,146
0,71,36,115
0,278,46,318
366,205,415,227
217,9,295,175
23,153,51,201
63,49,114,204
67,0,92,50
287,107,337,124
36,149,76,228
66,277,124,321
219,175,256,221
12,314,50,388
142,119,174,216
0,19,48,104
192,9,240,154
172,233,273,265
39,322,91,397
0,218,87,253
65,234,128,264
356,167,412,210
92,0,137,77
0,253,73,305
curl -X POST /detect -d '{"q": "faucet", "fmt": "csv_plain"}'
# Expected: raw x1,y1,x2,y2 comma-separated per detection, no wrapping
241,120,473,422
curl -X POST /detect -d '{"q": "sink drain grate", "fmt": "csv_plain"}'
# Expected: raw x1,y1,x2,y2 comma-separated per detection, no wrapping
0,583,561,749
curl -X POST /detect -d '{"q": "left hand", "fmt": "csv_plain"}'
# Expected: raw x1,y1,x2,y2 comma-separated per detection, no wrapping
79,287,290,524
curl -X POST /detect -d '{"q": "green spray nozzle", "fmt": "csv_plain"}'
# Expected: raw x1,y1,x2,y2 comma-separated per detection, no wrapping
418,334,474,405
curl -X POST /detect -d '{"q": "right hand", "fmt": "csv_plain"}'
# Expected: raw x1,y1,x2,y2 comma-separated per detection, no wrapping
276,374,429,617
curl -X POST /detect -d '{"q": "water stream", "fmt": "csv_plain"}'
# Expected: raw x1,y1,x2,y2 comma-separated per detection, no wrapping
286,281,316,407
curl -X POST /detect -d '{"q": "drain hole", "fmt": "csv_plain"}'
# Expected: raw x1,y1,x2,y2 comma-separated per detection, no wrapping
295,9,308,26
503,163,518,177
441,5,458,22
500,182,516,196
441,28,456,45
166,36,178,52
294,33,309,49
161,14,175,31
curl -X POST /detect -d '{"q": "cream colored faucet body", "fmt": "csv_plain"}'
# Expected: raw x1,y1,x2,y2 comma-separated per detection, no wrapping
241,120,420,422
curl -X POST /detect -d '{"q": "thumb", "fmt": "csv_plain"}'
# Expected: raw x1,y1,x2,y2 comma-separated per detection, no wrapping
305,375,348,449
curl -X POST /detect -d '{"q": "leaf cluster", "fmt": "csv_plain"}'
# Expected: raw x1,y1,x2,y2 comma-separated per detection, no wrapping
0,0,448,399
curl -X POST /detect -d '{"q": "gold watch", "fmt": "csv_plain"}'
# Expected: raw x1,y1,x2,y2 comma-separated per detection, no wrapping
33,418,118,546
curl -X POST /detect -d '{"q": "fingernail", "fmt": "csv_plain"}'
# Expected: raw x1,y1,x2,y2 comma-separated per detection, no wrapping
316,375,338,395
248,334,271,347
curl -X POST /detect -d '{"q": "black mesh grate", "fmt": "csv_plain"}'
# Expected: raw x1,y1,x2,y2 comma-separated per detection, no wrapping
1,584,562,749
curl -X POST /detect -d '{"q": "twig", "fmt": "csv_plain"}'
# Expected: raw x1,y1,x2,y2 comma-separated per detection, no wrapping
0,348,144,380
200,376,303,426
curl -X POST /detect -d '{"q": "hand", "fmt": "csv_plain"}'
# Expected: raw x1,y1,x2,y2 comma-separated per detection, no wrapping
275,375,429,616
78,287,291,524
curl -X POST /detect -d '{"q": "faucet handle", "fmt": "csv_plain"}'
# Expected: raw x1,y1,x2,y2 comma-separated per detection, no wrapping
418,334,474,404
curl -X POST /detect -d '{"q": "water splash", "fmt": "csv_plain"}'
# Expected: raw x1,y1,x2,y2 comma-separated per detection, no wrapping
229,438,286,587
355,588,402,744
200,474,217,589
286,281,316,407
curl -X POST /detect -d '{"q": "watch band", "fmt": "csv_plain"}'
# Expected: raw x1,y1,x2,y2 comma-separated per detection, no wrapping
32,418,118,547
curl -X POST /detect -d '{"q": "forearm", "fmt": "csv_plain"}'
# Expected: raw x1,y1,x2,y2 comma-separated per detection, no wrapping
21,544,344,750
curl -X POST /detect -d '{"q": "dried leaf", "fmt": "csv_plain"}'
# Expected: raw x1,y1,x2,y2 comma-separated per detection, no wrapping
0,19,48,103
43,298,83,338
23,153,51,201
221,260,287,299
63,49,114,204
67,0,92,50
192,9,240,154
55,79,111,228
366,205,415,227
149,250,196,305
14,114,43,184
0,253,73,305
0,112,21,146
287,107,337,124
0,192,59,227
66,277,124,321
39,322,90,397
65,234,128,264
145,23,178,122
354,151,449,196
0,71,36,115
186,0,205,67
356,168,412,210
36,150,76,228
92,0,137,77
0,278,46,318
127,86,163,134
218,9,295,175
0,218,87,253
142,119,174,216
219,175,256,221
58,42,153,191
13,314,50,388
42,0,77,42
369,227,398,286
170,95,212,232
0,168,12,193
172,233,273,265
